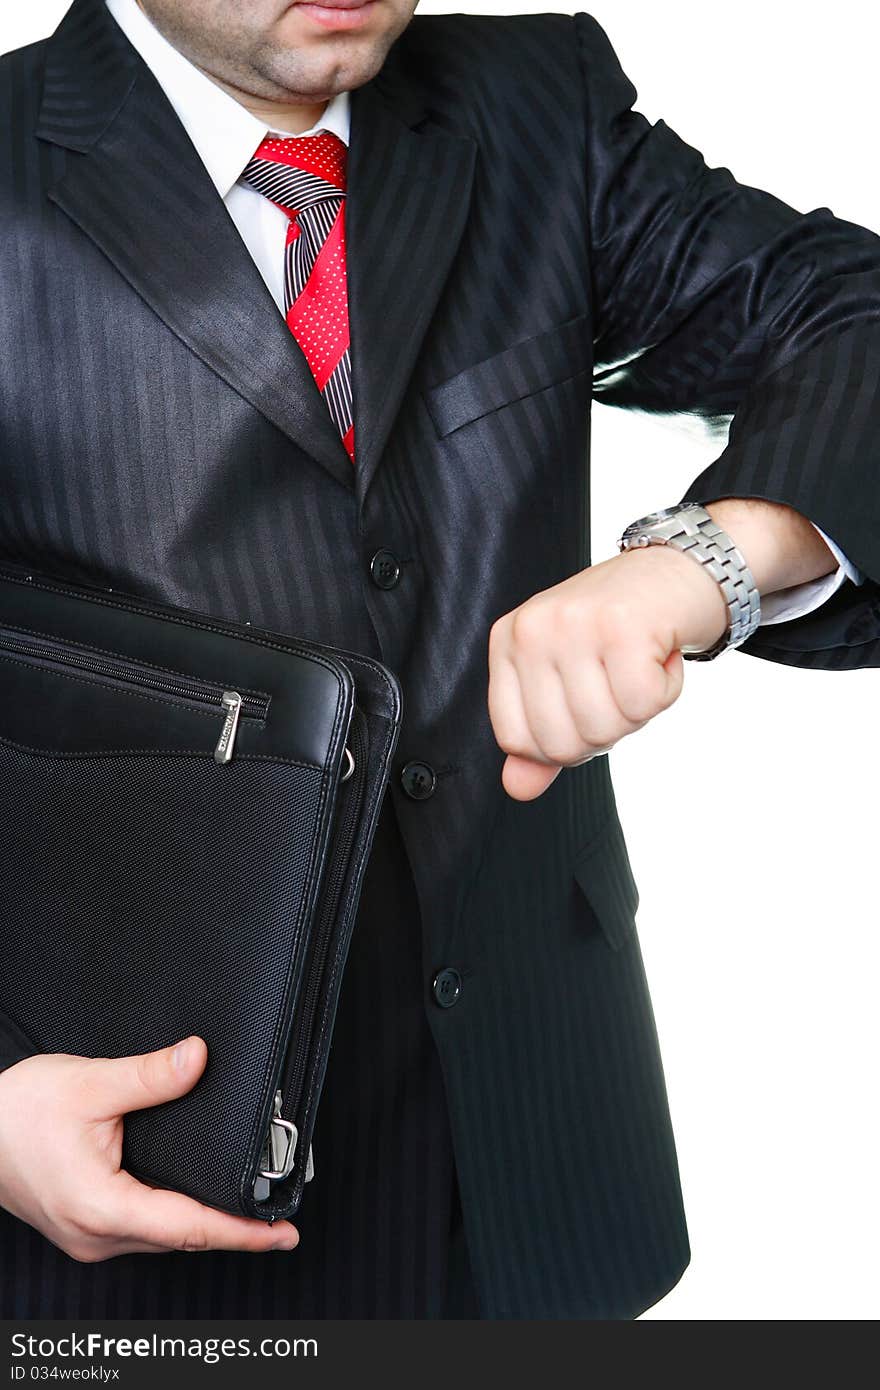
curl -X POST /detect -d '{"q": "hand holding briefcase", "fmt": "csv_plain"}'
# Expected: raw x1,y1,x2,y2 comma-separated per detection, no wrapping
0,561,402,1223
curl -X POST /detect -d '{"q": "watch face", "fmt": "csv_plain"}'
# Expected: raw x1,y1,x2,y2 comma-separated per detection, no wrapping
618,503,704,548
644,504,688,525
629,502,701,530
621,507,669,537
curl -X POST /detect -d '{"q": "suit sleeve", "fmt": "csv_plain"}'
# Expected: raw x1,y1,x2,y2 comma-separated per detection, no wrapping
575,11,880,670
758,524,861,625
0,1010,39,1074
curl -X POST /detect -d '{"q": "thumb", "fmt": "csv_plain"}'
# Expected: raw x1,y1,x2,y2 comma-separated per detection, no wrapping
82,1035,208,1120
502,754,561,802
662,646,685,699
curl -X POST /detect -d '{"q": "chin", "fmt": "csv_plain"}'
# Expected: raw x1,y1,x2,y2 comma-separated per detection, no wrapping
268,44,386,95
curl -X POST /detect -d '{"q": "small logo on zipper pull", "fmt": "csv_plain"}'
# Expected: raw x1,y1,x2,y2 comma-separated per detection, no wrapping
214,691,243,764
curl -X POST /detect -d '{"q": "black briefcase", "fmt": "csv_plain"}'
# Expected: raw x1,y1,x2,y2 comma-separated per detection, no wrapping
0,560,402,1222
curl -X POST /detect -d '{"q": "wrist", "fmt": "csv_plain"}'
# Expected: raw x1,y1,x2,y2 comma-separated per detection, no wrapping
618,542,730,653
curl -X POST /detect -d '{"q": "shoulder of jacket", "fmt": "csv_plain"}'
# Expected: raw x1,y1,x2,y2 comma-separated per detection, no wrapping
394,11,582,101
399,10,582,69
0,34,49,82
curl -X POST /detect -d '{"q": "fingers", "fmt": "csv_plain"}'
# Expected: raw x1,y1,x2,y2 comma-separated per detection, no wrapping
489,608,589,766
489,626,563,801
116,1174,300,1253
599,628,684,723
490,611,624,759
488,584,684,801
496,659,595,802
81,1035,208,1120
67,1171,300,1260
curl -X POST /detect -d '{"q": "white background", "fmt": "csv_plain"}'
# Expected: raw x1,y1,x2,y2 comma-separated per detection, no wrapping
3,1,878,1320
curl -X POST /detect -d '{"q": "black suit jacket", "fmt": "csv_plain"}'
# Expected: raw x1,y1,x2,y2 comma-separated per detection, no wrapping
1,0,878,1318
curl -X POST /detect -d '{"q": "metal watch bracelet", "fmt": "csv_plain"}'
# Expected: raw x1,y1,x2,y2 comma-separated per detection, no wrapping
615,502,762,660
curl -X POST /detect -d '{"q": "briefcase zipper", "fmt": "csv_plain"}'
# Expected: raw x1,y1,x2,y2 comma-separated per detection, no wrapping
282,709,367,1105
253,1088,315,1202
254,709,367,1200
0,625,270,762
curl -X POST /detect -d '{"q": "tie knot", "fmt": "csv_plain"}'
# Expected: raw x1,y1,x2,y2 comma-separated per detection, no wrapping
243,130,348,211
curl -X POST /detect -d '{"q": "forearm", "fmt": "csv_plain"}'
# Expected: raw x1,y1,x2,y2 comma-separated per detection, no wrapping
705,496,838,593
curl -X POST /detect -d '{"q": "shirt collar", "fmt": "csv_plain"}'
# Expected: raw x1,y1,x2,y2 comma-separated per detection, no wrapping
105,0,351,199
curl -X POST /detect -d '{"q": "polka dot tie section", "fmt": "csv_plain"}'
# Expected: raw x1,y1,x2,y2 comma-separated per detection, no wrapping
241,132,355,464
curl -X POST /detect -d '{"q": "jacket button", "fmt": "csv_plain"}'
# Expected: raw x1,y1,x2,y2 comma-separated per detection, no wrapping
369,549,401,589
400,760,436,800
432,968,462,1009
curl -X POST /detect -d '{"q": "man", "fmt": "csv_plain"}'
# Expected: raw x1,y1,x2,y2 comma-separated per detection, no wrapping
0,0,877,1320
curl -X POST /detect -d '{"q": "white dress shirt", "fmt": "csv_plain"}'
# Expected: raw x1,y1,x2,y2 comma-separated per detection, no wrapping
106,0,864,628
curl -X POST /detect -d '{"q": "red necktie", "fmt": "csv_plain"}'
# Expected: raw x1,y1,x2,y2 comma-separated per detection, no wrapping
242,132,354,464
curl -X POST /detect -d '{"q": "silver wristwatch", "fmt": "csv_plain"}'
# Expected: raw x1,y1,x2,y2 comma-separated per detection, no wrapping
615,502,761,660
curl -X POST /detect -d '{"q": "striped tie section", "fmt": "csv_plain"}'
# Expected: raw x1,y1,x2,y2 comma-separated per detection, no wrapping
241,132,355,464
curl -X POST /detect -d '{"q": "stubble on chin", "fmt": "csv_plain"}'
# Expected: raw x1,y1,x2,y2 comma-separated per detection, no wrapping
140,0,408,104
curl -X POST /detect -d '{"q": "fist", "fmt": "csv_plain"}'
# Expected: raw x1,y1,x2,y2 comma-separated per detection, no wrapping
487,544,728,800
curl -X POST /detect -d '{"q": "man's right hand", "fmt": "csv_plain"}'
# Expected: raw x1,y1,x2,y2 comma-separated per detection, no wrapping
0,1036,299,1262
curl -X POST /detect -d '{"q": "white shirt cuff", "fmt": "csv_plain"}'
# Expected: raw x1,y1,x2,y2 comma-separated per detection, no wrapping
758,523,865,626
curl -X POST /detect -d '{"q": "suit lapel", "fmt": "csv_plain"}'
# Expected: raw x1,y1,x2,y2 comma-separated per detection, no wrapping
346,75,477,504
36,0,477,502
37,0,356,493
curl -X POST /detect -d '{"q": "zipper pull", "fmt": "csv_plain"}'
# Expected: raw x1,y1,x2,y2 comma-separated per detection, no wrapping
267,1090,293,1175
253,1093,314,1199
254,1089,295,1201
214,690,243,764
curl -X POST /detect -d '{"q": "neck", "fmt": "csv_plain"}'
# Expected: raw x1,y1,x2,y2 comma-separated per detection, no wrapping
133,1,330,133
190,61,330,133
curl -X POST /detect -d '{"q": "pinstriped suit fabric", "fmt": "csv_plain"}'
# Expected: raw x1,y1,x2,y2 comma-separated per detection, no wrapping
0,0,879,1319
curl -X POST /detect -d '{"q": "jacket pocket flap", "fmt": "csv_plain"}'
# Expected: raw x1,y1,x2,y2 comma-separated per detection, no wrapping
424,313,590,437
572,815,640,951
